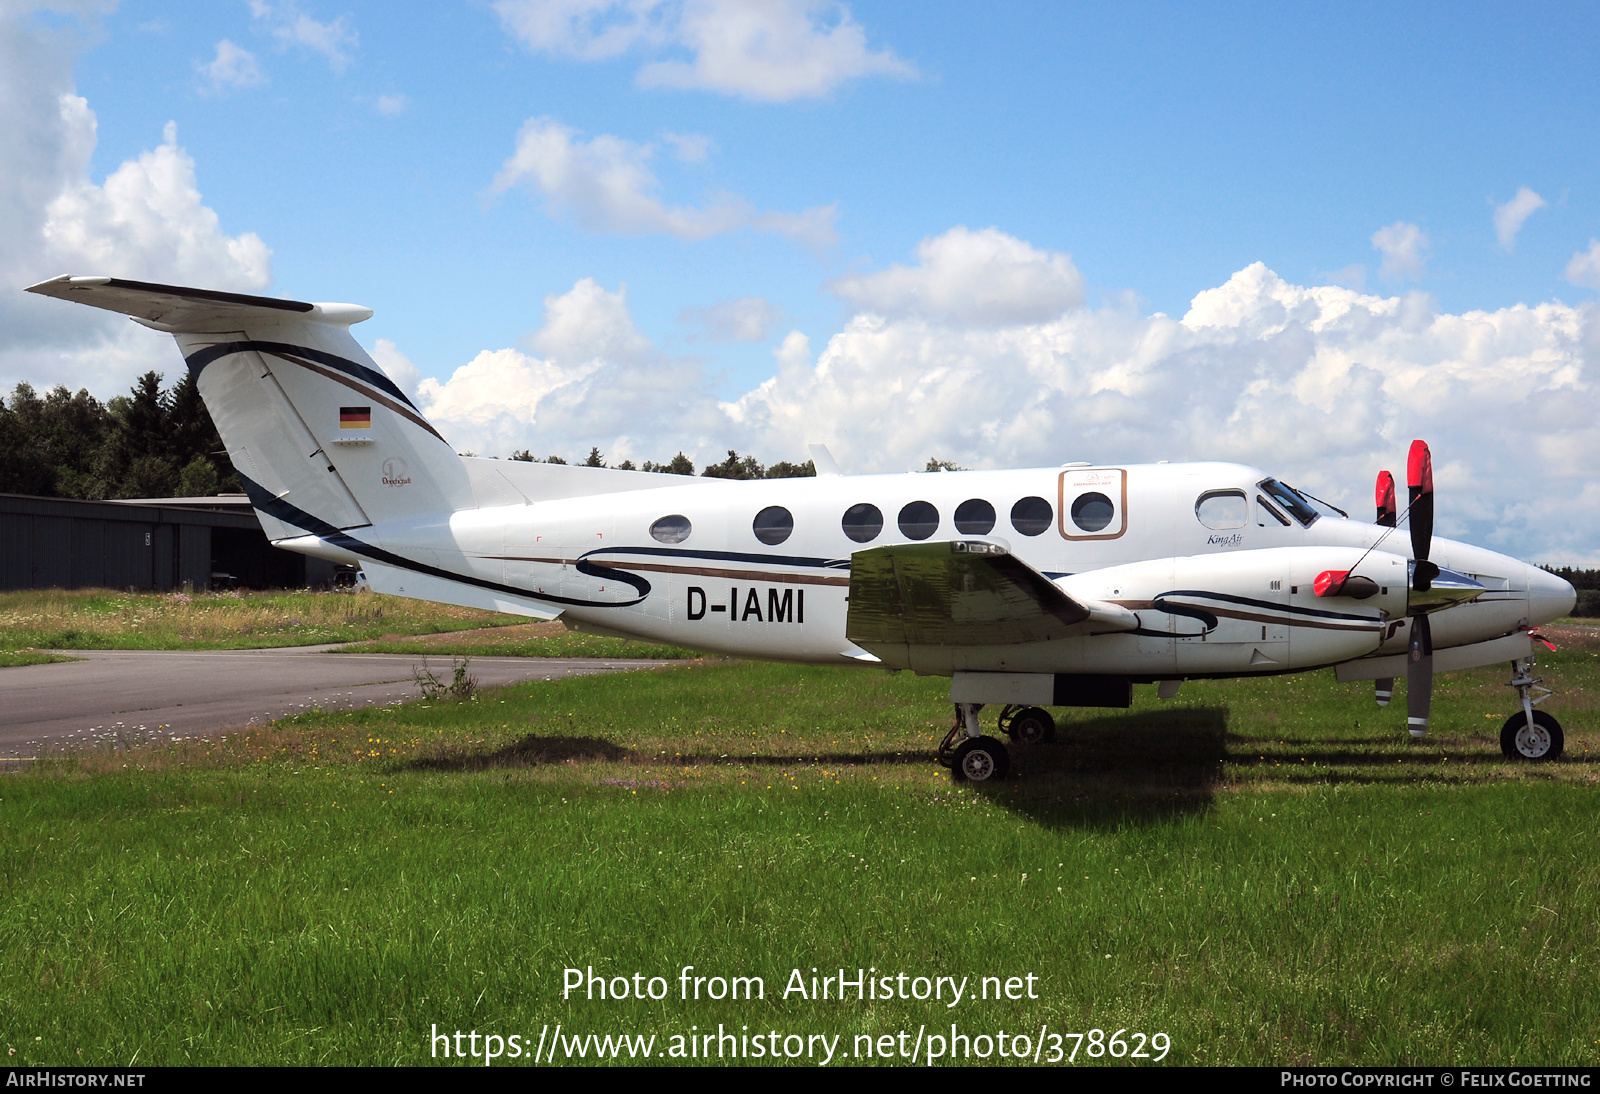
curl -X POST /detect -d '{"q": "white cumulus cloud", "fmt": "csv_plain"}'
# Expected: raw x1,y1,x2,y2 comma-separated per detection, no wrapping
418,278,723,463
3,9,272,396
661,130,711,162
1371,221,1429,280
199,40,265,91
369,338,423,400
1565,240,1600,290
1493,187,1546,251
494,0,913,101
488,117,836,250
249,0,357,73
42,120,271,291
414,253,1600,562
828,226,1086,326
680,295,784,342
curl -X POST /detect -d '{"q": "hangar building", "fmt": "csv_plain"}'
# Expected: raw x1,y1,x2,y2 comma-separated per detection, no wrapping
0,493,335,592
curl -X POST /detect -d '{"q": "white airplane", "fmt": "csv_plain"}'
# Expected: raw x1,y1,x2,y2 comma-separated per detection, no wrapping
27,275,1578,780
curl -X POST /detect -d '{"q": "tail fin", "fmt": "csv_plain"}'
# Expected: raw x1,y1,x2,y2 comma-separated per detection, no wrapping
27,276,472,542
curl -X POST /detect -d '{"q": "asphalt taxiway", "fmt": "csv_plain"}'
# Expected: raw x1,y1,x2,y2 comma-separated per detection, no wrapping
0,647,671,758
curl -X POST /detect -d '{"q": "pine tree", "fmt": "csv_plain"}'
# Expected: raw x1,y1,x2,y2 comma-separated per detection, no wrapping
702,449,763,479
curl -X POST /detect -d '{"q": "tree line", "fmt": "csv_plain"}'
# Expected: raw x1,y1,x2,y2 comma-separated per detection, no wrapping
0,374,828,499
507,446,818,479
1540,567,1600,617
0,373,236,500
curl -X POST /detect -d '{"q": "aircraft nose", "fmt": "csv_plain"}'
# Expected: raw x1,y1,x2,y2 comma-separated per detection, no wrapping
1526,564,1576,624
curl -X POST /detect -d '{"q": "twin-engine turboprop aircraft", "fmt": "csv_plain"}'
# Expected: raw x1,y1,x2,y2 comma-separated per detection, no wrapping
27,275,1578,780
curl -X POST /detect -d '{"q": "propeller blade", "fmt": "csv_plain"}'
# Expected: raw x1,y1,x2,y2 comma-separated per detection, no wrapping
1375,677,1393,707
1406,614,1432,738
1375,470,1397,527
1407,440,1433,565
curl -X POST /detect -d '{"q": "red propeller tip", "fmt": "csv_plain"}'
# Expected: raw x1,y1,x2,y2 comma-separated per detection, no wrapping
1407,440,1433,493
1375,470,1396,526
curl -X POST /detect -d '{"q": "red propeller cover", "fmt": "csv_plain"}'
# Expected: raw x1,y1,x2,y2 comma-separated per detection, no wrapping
1375,470,1396,526
1407,440,1433,494
1314,570,1349,597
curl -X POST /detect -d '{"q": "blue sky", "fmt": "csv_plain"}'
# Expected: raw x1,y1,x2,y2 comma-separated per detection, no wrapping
57,2,1600,371
6,1,1600,560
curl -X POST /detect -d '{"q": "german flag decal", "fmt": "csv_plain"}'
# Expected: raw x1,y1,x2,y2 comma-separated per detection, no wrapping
339,406,372,429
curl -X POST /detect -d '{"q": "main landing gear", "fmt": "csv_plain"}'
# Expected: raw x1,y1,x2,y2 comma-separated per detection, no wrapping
938,703,1059,781
1501,654,1564,761
998,704,1057,745
939,704,1010,782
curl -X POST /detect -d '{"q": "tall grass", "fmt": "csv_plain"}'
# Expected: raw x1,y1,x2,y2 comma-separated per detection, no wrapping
0,588,524,651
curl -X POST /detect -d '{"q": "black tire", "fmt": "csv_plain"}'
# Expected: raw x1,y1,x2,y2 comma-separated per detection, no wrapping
951,736,1010,782
1500,710,1564,761
1006,706,1056,744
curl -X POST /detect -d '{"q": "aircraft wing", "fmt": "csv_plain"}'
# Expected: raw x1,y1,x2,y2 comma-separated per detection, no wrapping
846,540,1138,650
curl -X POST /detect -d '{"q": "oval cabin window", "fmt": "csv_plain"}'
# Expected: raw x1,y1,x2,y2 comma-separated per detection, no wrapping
1010,496,1053,536
841,503,884,543
649,514,692,544
897,500,940,541
752,505,794,545
1070,491,1115,533
954,498,996,535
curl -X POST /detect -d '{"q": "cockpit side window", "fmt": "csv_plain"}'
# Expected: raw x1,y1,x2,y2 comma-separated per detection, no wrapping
1195,489,1248,529
1257,478,1319,527
1257,495,1291,527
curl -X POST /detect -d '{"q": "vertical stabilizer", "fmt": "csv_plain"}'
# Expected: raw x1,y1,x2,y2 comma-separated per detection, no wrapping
26,276,474,541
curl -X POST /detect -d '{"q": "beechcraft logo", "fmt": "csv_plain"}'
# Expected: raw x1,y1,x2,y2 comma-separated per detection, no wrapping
381,456,412,486
340,406,371,429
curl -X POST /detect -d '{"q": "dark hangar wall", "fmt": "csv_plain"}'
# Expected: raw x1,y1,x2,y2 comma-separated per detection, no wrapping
0,493,334,592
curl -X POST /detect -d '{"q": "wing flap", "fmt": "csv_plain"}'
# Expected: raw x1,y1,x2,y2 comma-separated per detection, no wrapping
846,540,1137,651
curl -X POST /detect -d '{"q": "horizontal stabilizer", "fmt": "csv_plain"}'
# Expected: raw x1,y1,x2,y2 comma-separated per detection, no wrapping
846,540,1138,653
25,275,371,332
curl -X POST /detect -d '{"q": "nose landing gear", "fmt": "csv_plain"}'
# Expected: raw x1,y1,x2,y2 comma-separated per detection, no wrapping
1501,655,1563,761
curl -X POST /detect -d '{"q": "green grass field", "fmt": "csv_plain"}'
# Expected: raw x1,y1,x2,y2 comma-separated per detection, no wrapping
0,587,526,654
2,627,1597,1067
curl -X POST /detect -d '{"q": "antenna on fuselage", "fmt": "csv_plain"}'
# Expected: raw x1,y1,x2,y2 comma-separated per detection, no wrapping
809,444,843,476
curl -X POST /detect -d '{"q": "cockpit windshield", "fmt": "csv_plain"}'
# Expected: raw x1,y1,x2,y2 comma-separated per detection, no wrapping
1257,478,1320,527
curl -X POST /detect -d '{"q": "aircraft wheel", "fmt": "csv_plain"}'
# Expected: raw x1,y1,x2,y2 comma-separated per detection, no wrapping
1500,710,1564,761
1006,706,1056,745
951,736,1010,782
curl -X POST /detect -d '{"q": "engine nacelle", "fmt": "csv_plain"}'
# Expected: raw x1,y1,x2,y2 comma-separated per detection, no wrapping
1058,546,1410,674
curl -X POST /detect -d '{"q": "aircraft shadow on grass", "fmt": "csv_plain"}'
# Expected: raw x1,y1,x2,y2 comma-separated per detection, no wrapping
399,707,1235,828
395,706,1576,829
966,707,1230,828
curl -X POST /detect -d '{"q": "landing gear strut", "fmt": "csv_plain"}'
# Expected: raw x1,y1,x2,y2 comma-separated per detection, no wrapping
938,703,1010,782
997,704,1057,744
1501,655,1563,761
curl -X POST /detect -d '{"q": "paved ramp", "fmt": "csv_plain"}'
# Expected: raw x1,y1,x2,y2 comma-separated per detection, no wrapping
0,648,669,757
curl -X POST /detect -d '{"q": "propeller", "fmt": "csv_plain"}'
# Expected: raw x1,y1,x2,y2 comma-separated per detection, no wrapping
1375,470,1397,527
1355,444,1480,726
1406,440,1434,738
1372,470,1397,711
